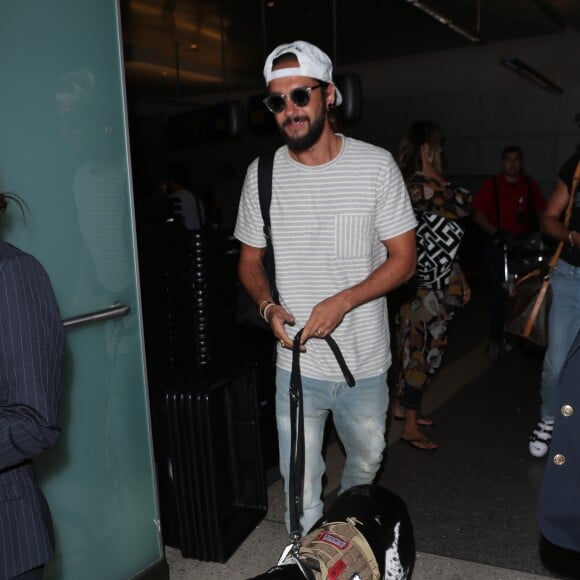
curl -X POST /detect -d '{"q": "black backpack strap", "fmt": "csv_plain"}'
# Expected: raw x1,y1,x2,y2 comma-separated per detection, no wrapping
258,153,274,241
257,152,278,302
288,329,355,542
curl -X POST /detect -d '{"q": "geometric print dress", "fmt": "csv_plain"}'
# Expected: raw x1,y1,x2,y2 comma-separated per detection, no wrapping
396,174,472,410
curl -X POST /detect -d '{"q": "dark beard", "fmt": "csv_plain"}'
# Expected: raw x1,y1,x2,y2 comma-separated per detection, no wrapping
279,107,326,153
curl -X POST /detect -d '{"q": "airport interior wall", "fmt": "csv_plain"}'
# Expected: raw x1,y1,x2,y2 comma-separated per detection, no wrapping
342,27,580,197
129,28,580,200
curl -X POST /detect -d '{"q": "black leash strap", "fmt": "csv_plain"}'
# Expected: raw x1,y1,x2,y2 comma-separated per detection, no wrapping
288,329,355,544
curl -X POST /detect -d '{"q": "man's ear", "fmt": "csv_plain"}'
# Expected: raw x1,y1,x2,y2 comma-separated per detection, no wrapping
326,84,337,110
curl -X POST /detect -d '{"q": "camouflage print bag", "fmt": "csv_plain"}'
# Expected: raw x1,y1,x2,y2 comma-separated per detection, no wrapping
296,518,380,580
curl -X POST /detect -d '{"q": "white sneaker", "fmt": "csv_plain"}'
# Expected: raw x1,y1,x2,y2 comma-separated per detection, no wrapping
529,418,554,458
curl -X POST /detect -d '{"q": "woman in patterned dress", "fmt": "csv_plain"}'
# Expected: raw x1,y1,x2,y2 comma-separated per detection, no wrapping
392,121,472,450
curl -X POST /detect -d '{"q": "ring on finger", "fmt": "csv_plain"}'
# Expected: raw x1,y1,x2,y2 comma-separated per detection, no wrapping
279,339,285,347
316,329,324,337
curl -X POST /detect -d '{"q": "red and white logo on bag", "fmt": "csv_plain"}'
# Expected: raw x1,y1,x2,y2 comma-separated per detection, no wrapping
317,531,350,550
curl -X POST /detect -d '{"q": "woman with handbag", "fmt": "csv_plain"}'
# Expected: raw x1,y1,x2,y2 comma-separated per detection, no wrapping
391,120,472,450
529,153,580,458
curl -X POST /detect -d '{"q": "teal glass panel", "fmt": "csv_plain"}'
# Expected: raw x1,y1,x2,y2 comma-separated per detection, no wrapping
0,1,164,578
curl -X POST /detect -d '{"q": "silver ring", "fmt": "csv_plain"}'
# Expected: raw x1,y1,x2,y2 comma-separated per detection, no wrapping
280,340,285,347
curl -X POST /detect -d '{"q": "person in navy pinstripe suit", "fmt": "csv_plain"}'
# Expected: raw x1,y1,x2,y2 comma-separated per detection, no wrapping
0,194,64,580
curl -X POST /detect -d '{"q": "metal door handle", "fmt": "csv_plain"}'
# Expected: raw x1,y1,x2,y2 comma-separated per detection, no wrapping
63,303,130,329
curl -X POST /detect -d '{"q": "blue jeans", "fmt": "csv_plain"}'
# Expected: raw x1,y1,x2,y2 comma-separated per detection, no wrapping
540,260,580,419
275,367,389,534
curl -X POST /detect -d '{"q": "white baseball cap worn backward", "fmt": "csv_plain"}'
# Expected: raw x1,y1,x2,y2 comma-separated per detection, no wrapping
263,40,343,107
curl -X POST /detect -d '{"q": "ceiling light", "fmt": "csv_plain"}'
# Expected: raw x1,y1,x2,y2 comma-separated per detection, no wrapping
501,57,563,95
404,0,480,43
266,1,275,7
189,43,198,51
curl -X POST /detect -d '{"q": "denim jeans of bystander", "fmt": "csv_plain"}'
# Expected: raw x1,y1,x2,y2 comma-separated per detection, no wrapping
540,259,580,420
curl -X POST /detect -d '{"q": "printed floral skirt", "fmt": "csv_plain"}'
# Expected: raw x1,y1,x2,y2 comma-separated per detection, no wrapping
395,268,463,410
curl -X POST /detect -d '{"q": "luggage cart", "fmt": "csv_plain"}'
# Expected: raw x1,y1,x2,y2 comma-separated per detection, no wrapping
502,232,554,293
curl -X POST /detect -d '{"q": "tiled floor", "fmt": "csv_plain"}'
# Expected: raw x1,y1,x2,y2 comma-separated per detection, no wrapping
163,283,577,579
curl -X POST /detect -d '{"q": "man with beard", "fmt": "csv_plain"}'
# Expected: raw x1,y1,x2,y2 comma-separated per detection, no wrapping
234,41,417,534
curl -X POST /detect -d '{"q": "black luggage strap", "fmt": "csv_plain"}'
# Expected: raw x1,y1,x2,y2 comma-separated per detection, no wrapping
288,328,355,548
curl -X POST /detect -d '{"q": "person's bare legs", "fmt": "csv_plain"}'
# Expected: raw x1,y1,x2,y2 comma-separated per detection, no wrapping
400,408,438,450
391,394,434,426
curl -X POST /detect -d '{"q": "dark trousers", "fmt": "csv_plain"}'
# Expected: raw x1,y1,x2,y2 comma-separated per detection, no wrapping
483,242,507,341
12,567,44,580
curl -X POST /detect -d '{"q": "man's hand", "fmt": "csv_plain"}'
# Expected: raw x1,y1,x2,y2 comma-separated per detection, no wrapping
268,304,301,350
301,293,350,344
292,229,415,346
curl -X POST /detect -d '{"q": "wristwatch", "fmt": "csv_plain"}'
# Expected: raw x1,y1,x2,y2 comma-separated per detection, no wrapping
568,230,577,247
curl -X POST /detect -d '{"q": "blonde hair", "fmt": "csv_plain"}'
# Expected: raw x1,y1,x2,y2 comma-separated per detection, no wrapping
398,120,444,179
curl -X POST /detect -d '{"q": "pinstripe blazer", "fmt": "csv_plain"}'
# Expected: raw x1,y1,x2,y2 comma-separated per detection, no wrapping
0,242,64,580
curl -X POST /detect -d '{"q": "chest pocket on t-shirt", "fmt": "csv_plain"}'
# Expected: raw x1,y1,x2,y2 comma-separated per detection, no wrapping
334,214,373,259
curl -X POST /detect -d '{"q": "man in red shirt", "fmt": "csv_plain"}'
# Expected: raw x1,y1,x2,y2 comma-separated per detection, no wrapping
473,146,546,358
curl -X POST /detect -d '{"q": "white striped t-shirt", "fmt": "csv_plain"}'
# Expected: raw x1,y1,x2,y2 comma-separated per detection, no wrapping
234,135,417,381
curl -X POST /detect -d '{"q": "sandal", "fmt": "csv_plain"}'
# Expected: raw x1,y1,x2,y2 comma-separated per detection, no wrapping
400,436,438,452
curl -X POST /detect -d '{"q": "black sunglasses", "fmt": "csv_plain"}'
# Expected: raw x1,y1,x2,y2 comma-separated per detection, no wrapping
263,84,323,114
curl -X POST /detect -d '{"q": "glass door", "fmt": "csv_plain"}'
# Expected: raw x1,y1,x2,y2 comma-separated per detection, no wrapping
0,1,166,578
